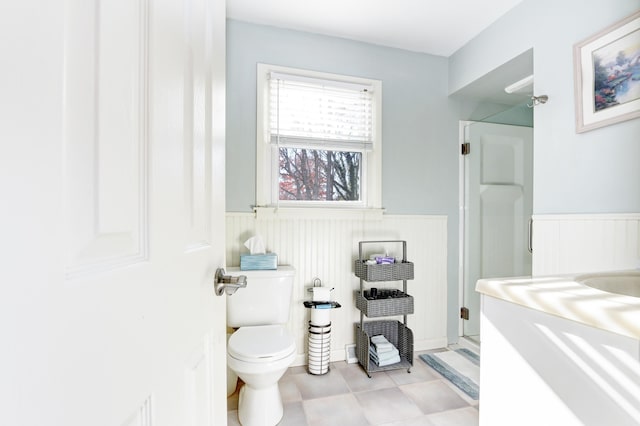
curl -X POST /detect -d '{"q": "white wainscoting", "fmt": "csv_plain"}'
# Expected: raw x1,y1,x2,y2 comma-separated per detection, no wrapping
532,213,640,275
226,209,449,366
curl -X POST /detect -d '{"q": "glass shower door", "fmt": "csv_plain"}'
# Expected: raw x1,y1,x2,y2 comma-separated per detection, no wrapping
462,121,533,339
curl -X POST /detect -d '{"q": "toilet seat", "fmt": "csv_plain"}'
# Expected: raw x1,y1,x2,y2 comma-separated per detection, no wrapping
228,324,295,363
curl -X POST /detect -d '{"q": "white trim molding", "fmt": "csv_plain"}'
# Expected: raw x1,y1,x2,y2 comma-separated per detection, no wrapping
255,63,382,209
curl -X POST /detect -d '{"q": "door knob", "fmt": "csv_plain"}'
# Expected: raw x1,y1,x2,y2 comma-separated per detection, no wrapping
214,268,247,296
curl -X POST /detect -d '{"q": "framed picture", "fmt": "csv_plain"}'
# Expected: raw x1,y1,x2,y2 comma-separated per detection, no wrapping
574,11,640,133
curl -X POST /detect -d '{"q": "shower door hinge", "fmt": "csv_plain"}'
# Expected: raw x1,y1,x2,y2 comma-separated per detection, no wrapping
460,306,470,320
461,143,470,155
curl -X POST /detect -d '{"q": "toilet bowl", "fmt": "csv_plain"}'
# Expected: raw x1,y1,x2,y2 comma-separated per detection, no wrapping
227,324,296,426
225,266,296,426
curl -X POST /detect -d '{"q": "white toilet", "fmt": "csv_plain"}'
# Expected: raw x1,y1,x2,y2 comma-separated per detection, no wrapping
226,266,296,426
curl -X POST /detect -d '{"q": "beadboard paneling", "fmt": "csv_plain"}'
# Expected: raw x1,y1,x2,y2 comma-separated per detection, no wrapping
532,213,640,275
226,210,448,366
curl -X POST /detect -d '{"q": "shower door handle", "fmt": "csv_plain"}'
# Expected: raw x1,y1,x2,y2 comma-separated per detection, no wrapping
527,218,533,254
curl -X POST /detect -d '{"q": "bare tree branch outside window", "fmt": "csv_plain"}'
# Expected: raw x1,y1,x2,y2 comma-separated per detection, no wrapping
279,148,361,201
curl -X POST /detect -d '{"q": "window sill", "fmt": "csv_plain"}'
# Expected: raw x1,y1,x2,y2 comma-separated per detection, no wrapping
254,206,385,220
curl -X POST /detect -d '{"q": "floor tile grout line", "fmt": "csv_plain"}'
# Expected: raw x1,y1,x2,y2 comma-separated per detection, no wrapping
228,350,479,426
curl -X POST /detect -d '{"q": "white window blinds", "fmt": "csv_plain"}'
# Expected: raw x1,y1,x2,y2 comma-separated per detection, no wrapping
269,71,374,151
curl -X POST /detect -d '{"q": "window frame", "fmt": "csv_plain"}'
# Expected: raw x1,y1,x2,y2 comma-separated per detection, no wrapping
256,63,382,209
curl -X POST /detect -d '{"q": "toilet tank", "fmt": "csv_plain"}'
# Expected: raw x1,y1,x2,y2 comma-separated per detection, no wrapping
226,266,295,328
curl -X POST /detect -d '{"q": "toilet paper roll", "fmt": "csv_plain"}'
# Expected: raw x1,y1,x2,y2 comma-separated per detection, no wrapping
310,308,331,326
308,340,331,350
311,286,331,302
309,323,331,334
308,332,331,342
308,364,329,375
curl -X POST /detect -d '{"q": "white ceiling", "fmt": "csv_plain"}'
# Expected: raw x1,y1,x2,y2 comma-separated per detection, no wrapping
226,0,525,57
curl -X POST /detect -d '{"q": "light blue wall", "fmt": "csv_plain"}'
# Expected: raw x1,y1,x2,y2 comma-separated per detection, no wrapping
226,19,461,342
226,3,640,344
450,0,640,214
226,19,458,214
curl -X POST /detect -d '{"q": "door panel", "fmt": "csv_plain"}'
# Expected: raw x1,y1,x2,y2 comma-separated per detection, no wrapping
0,1,227,425
463,122,533,338
481,186,527,277
64,0,149,277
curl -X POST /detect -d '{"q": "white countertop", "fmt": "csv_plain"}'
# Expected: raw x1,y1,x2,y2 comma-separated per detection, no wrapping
476,271,640,340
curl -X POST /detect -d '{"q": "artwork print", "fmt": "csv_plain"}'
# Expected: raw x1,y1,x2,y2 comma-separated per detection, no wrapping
591,29,640,112
574,11,640,133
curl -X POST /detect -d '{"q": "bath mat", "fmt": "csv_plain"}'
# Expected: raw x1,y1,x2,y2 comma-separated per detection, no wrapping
419,348,480,400
455,347,480,366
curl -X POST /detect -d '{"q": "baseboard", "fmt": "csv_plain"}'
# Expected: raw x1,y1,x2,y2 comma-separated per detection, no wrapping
414,337,448,352
456,336,481,353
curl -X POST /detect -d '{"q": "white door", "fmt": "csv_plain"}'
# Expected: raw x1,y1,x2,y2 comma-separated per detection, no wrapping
0,1,228,425
462,121,533,338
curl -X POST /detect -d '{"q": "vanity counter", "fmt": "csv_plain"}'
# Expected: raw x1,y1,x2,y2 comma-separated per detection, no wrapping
475,270,640,339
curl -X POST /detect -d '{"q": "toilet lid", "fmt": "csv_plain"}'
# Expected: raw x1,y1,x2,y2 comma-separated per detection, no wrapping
228,325,295,362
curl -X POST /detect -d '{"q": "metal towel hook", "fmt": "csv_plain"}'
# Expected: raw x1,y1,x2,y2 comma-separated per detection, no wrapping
528,95,549,108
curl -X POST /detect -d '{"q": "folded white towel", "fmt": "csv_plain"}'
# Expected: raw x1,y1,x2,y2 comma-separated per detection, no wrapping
369,346,399,362
369,346,401,366
370,335,389,344
373,342,394,352
375,354,401,366
371,335,396,352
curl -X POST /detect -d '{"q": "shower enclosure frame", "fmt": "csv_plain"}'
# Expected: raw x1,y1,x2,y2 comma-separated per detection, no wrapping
458,119,534,341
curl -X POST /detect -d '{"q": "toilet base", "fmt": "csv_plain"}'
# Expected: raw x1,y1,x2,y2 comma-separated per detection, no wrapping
238,383,283,426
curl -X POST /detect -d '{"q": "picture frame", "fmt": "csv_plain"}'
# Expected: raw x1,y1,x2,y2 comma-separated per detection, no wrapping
574,11,640,133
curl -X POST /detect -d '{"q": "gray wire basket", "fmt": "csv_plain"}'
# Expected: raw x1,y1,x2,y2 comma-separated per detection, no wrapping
354,260,414,281
355,320,413,377
355,291,414,317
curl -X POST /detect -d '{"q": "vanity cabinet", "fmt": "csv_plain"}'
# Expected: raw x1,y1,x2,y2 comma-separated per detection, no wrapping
354,240,414,377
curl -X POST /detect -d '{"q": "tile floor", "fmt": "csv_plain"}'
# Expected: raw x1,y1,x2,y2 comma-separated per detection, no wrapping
227,349,479,426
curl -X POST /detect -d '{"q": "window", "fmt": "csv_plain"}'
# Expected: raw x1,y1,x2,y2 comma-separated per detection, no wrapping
256,64,381,209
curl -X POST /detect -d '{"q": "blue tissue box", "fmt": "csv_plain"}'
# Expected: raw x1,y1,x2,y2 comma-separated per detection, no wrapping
240,253,278,270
